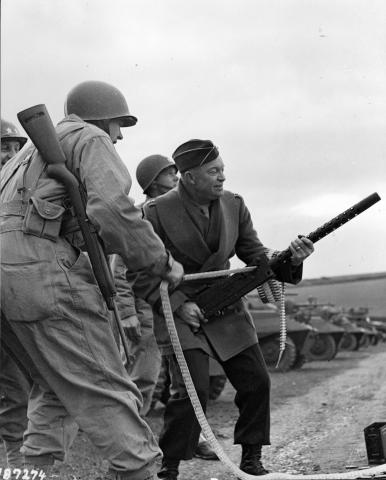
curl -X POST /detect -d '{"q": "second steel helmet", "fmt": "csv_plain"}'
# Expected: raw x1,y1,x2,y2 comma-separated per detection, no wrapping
64,80,137,127
136,155,176,193
1,119,27,147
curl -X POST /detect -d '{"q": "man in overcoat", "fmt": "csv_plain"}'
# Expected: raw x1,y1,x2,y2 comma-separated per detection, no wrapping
139,139,314,479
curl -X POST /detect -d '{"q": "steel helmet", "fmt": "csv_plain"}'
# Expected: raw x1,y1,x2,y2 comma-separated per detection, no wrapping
1,119,27,147
64,80,137,127
136,155,176,193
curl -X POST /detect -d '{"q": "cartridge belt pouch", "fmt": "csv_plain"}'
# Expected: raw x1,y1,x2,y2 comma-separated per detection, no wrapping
22,196,66,242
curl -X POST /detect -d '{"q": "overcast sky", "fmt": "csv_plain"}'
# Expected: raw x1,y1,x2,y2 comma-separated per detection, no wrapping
2,0,386,278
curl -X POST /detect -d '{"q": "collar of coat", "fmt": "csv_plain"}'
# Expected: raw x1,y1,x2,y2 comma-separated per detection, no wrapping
149,182,241,271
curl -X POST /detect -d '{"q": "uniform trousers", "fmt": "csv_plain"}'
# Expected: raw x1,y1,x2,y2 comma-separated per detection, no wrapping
124,304,161,417
1,231,161,479
0,347,31,466
159,343,271,460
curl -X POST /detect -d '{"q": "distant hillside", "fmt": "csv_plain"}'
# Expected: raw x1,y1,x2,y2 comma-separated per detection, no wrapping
296,271,386,287
287,271,386,316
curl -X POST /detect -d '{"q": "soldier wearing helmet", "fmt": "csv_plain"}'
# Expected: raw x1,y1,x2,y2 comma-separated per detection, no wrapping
114,153,218,462
64,80,137,144
1,119,27,169
136,155,178,199
0,117,31,468
111,155,177,418
0,80,184,480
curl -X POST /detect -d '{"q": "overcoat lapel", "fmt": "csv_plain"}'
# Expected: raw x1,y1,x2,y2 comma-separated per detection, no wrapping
156,190,211,265
199,193,239,271
156,189,240,271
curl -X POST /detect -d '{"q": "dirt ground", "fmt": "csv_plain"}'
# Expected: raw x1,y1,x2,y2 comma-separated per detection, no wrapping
1,343,386,479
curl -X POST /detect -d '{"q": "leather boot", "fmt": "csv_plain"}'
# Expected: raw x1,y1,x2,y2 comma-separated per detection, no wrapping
239,444,269,476
4,439,24,467
157,458,180,480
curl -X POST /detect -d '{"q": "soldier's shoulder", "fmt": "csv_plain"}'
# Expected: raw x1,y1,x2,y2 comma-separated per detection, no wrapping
57,116,110,141
1,144,34,179
145,199,157,209
223,190,243,201
142,195,166,212
144,190,179,220
152,188,179,205
82,123,110,141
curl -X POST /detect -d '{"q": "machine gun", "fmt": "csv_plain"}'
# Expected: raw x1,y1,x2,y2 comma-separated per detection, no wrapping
17,104,132,363
195,192,381,318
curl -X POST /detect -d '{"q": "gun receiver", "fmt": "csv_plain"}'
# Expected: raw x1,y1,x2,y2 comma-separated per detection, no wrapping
194,255,275,318
195,193,381,318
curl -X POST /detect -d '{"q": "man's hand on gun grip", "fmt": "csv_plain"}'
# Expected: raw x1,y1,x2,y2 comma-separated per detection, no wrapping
289,236,315,266
176,301,207,333
161,252,184,289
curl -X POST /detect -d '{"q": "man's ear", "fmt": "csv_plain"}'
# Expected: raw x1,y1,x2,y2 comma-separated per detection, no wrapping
184,171,195,185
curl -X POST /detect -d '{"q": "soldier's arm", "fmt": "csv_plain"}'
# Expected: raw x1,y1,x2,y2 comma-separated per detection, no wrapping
111,254,142,342
140,201,189,312
110,254,138,319
234,194,266,263
79,136,170,276
235,194,302,284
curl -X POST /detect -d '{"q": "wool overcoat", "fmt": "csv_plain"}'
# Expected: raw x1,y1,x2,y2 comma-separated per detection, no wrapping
142,184,302,361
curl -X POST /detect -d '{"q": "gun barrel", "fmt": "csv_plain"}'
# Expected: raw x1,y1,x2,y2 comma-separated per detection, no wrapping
270,192,381,271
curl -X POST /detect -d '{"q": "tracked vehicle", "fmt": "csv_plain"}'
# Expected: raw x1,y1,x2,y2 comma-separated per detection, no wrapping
248,304,316,372
289,299,346,361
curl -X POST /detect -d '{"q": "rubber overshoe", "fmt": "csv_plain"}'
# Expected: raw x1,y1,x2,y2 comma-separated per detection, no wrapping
239,444,269,476
157,458,180,480
193,440,219,460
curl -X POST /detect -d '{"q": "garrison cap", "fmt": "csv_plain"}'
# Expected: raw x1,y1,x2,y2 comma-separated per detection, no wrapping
172,139,219,173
